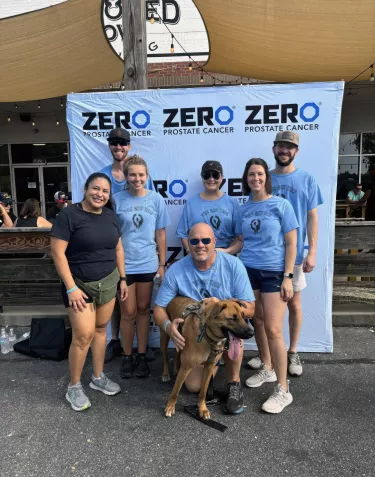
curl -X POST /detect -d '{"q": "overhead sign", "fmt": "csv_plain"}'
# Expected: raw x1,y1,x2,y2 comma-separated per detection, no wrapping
67,82,344,352
102,0,209,63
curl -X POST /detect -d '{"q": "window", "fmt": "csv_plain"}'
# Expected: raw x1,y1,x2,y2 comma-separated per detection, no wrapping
10,143,68,164
0,144,9,165
337,132,375,198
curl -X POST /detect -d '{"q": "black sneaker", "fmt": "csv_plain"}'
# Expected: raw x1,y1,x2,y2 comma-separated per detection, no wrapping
120,355,134,379
224,381,244,414
105,339,123,363
134,354,150,378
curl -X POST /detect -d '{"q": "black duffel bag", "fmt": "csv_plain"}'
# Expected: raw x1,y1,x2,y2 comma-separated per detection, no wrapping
14,318,72,361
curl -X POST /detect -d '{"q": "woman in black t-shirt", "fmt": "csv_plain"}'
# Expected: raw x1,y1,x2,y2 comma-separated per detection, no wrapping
51,172,128,412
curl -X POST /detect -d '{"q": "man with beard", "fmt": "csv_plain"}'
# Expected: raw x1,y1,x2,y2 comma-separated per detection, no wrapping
247,131,323,378
101,128,154,362
100,128,153,193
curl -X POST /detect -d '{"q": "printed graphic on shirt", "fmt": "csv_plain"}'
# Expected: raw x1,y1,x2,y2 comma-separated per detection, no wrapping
210,215,221,230
250,218,261,233
132,214,143,229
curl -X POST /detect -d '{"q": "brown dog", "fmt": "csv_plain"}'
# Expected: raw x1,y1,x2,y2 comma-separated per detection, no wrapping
161,296,254,420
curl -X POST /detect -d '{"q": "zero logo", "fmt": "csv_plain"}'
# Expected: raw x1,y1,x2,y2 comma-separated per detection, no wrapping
299,102,320,123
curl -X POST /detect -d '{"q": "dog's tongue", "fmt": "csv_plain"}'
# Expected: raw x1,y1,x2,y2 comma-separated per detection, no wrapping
228,332,241,361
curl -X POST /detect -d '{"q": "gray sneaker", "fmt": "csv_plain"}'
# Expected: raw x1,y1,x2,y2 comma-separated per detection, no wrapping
288,352,303,376
66,383,91,411
89,373,121,396
245,364,277,388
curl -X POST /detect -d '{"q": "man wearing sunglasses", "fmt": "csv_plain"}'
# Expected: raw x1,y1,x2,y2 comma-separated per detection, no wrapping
154,222,255,415
101,128,154,363
99,128,154,194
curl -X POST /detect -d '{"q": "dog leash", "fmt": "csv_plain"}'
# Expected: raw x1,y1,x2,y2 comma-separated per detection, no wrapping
183,400,228,433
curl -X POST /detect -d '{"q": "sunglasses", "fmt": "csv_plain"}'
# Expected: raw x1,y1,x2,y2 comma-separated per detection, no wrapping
189,237,214,246
201,171,221,181
109,139,130,147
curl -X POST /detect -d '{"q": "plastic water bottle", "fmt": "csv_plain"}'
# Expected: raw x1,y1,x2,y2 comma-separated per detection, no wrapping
0,328,10,354
8,328,16,351
153,273,162,291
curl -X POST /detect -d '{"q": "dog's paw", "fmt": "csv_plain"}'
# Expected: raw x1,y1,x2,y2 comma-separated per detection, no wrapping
161,374,171,383
164,404,175,417
199,408,211,420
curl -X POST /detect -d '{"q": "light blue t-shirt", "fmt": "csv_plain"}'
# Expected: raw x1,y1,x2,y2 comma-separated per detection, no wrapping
176,193,240,248
99,164,154,194
155,251,255,307
113,190,170,274
271,168,323,264
236,196,299,271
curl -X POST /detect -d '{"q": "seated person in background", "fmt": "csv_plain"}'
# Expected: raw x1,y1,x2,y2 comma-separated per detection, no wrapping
0,192,15,227
47,191,68,222
347,183,366,217
153,222,255,415
15,198,52,228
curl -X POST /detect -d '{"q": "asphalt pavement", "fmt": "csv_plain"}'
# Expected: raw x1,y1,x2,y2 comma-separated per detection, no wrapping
1,327,375,477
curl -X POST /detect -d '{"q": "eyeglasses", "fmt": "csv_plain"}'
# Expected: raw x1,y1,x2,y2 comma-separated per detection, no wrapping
189,237,214,246
201,171,221,181
109,139,130,147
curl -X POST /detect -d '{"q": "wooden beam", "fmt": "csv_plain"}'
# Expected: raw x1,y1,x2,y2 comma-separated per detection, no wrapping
122,0,147,90
335,222,375,249
334,254,375,277
0,228,51,253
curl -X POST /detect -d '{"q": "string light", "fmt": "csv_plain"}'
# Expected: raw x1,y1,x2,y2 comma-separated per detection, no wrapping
32,119,36,126
200,75,204,83
150,13,155,24
37,102,41,109
7,115,11,123
121,83,125,91
170,35,174,54
370,65,374,82
56,119,60,126
14,103,18,109
188,62,192,71
60,98,64,107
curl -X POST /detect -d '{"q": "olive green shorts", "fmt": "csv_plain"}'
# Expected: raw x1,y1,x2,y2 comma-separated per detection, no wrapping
63,268,120,308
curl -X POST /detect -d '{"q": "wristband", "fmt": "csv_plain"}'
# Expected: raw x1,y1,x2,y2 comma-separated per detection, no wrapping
66,285,78,295
119,277,127,282
163,320,171,332
159,263,167,267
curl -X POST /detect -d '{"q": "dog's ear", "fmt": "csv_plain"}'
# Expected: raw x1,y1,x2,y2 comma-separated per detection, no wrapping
232,299,246,309
212,302,227,317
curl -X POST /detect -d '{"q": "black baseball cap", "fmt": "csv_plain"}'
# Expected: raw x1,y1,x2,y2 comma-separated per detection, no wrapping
107,128,131,143
201,161,223,174
0,192,12,205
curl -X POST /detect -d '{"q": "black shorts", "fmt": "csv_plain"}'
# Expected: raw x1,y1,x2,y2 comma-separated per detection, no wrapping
126,272,156,287
246,267,284,293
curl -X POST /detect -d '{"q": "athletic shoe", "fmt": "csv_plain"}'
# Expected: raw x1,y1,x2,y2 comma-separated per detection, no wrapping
288,352,303,376
104,339,123,363
247,355,262,369
224,381,244,414
262,382,293,414
120,354,135,379
245,364,277,388
65,383,91,412
145,347,156,362
89,372,121,396
134,354,150,378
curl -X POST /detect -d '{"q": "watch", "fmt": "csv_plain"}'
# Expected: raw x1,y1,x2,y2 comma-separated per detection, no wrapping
284,273,294,279
119,276,127,281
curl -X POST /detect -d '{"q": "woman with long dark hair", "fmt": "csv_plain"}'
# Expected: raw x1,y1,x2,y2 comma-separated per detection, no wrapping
15,198,52,227
235,158,298,414
51,172,128,411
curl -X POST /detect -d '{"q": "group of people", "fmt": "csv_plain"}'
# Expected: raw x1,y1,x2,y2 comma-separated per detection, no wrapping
45,126,324,416
0,126,323,415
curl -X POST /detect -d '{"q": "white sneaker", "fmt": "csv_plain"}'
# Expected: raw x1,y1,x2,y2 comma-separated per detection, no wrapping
288,352,303,376
247,355,262,369
245,364,277,388
262,382,293,414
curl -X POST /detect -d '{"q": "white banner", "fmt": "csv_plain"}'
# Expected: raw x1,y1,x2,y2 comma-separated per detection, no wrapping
67,82,344,352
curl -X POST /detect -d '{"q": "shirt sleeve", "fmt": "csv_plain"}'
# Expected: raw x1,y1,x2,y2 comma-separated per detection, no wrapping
281,200,299,235
307,176,324,210
155,267,179,307
234,206,243,236
155,194,170,230
50,207,72,242
147,175,154,191
232,258,255,302
176,202,190,238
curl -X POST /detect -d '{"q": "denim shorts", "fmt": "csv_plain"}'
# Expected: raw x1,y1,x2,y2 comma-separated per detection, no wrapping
246,267,284,293
62,268,120,308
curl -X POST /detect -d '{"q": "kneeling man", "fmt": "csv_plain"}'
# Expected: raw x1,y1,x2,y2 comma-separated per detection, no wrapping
154,223,255,414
